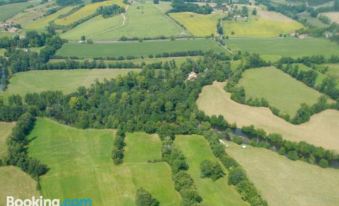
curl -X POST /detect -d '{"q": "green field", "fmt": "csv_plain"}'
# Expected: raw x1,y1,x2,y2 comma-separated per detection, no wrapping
61,2,185,40
175,135,248,206
0,1,35,21
0,166,39,206
1,69,139,97
56,39,224,58
239,67,324,116
325,64,339,81
28,118,181,206
169,12,220,37
0,122,15,159
226,142,339,206
227,37,339,58
223,10,303,38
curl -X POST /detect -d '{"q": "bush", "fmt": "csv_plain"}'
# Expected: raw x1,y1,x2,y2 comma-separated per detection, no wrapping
228,167,246,185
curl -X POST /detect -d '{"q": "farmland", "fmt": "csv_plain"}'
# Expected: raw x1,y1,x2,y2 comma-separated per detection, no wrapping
0,166,39,206
56,39,224,58
238,67,324,116
169,12,220,36
226,142,339,206
175,135,248,206
61,2,185,40
197,81,339,152
223,10,303,38
325,64,339,80
227,37,339,58
0,1,36,21
28,118,181,206
1,69,139,97
0,122,15,159
54,0,124,26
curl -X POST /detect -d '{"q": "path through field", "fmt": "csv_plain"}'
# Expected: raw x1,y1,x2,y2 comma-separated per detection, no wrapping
121,5,129,26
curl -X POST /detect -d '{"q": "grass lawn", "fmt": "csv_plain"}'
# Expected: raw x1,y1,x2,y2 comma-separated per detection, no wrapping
224,10,303,38
56,39,224,58
169,12,220,37
28,118,181,206
325,64,339,81
0,1,36,21
0,166,39,205
175,135,248,206
61,2,185,40
0,122,15,159
226,142,339,206
25,6,75,31
54,0,124,26
196,82,339,152
1,69,139,97
239,67,323,116
227,37,339,58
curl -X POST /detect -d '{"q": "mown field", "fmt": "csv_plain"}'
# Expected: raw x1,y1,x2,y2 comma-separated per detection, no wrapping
0,122,15,159
223,10,303,38
169,12,220,37
227,37,339,58
28,118,181,206
56,39,224,58
238,67,324,117
1,69,138,97
0,166,39,206
62,2,185,40
196,82,339,152
0,1,35,21
54,0,124,26
175,135,248,206
226,142,339,206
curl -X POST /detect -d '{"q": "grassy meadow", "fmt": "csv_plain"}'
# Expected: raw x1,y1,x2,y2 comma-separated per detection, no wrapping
196,82,339,152
227,37,339,58
169,12,220,36
61,2,185,40
56,39,224,58
223,10,303,38
0,122,15,159
54,0,124,26
0,166,39,206
28,118,181,206
239,67,323,116
0,1,36,21
325,64,339,81
175,135,248,206
1,69,139,97
226,142,339,206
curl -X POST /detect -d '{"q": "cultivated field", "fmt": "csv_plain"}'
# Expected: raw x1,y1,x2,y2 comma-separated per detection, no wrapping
226,142,339,206
25,6,75,31
0,1,35,21
197,82,339,152
0,166,39,206
28,118,181,206
169,12,220,36
61,2,185,40
1,69,139,97
175,135,248,206
54,0,124,26
56,39,224,58
223,10,303,38
322,12,339,24
238,67,323,116
227,37,339,58
0,122,15,159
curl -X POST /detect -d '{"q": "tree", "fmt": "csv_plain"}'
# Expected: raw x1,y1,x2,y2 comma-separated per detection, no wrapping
335,0,339,11
153,0,159,4
319,159,329,168
228,167,246,185
200,160,225,181
135,188,159,206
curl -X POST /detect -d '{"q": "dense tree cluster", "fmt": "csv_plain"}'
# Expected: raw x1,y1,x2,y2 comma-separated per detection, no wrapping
135,188,159,206
5,112,48,178
112,128,126,165
241,125,339,168
56,0,83,6
200,159,225,180
97,4,125,18
170,0,213,14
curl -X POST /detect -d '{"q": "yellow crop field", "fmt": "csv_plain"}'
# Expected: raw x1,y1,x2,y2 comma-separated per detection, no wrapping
54,0,124,26
170,12,220,36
